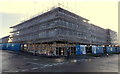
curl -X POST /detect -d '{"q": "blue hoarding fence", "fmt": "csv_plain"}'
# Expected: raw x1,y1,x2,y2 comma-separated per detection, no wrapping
116,47,120,53
92,46,104,54
97,46,104,54
92,46,97,54
106,47,116,53
76,45,86,55
0,43,21,51
0,43,3,50
0,43,7,50
10,43,21,51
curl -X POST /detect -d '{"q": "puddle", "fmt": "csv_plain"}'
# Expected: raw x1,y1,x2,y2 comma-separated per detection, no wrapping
33,59,38,60
21,69,28,72
32,67,39,70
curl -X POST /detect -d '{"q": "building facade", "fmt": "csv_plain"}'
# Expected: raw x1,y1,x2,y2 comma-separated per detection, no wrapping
10,7,117,56
0,35,10,43
106,29,118,45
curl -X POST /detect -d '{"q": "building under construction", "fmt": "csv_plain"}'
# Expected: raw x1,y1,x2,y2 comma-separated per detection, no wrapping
10,7,118,56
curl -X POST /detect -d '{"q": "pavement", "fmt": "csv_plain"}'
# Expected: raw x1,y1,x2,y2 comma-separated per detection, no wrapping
0,50,119,72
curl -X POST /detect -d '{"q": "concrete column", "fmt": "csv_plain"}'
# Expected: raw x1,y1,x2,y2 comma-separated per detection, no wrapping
54,42,57,56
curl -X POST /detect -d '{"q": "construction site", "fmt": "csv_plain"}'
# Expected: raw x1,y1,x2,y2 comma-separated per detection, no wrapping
1,1,120,73
8,6,118,56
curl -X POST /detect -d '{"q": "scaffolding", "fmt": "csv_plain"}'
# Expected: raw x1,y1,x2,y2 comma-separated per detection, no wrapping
10,2,118,56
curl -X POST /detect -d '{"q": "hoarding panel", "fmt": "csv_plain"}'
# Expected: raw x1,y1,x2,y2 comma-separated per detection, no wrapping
80,45,86,54
10,43,21,51
0,44,3,50
76,45,81,55
106,47,116,53
2,43,7,50
92,46,97,54
117,47,120,52
96,46,104,54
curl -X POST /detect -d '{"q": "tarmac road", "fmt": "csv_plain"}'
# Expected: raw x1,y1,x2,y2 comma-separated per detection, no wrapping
1,50,119,72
